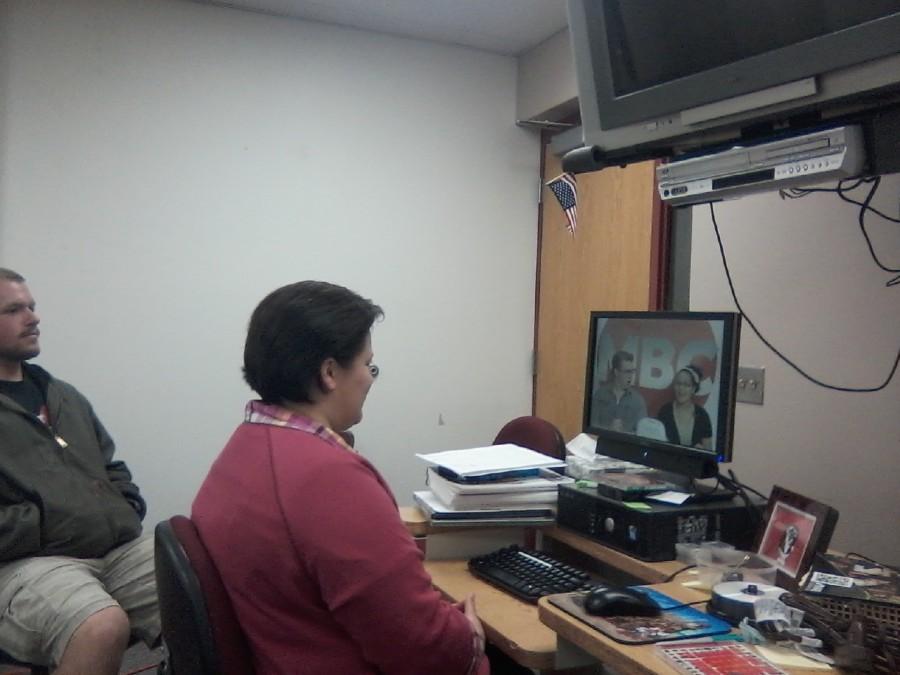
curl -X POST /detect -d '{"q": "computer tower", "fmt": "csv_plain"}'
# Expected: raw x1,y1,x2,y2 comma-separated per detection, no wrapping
556,483,762,562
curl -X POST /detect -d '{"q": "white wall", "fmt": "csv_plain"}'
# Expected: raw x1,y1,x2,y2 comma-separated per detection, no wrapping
0,0,539,526
690,177,900,564
516,29,577,122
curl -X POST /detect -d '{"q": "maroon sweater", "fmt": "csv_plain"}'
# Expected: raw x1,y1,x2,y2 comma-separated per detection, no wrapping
192,422,477,675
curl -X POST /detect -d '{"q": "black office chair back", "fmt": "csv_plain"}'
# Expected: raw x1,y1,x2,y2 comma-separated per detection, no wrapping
154,516,255,675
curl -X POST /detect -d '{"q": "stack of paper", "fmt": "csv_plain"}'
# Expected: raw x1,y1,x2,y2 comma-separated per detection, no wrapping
413,444,571,525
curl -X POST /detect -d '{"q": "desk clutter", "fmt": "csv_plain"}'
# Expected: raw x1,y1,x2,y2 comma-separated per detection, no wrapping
410,437,900,671
792,552,900,674
548,587,732,645
802,552,900,627
413,444,570,525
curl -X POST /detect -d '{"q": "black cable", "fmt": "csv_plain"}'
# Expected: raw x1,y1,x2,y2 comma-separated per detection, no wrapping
779,177,900,224
853,178,900,279
781,178,900,286
725,469,767,502
710,203,900,392
662,564,697,583
712,470,765,528
731,475,765,528
690,475,728,496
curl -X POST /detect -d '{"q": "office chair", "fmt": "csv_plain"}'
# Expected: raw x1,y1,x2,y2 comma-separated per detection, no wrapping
154,516,255,675
493,415,566,460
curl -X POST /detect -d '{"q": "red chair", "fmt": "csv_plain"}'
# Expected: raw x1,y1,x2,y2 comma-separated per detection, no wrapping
154,516,255,675
493,416,566,460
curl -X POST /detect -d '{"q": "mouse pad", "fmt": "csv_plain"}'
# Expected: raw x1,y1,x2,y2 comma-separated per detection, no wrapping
547,587,732,645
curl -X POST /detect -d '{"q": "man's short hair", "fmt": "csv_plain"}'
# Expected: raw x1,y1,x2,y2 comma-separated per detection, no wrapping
243,281,383,405
0,268,25,283
611,350,635,371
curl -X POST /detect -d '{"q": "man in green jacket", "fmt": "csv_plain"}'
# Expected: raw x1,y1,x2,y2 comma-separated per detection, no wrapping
0,268,159,674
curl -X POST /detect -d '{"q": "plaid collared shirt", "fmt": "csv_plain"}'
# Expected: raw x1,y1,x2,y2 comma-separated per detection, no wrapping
244,400,354,452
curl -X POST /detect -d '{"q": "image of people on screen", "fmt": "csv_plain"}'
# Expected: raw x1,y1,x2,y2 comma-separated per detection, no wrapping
590,350,648,433
655,365,713,449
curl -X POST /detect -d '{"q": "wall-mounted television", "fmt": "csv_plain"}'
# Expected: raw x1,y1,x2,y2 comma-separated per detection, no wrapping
583,311,741,479
563,0,900,170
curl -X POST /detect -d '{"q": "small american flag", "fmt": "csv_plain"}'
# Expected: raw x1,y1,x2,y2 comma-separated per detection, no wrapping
546,172,578,235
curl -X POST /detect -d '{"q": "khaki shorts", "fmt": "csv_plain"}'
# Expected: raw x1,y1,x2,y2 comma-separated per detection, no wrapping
0,534,159,667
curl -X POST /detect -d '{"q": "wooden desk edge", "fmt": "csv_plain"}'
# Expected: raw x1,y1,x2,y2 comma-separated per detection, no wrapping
537,583,709,675
425,559,557,670
538,586,835,675
399,506,430,537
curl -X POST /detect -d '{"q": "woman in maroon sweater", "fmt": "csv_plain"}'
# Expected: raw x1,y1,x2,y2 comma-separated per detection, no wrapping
192,281,487,675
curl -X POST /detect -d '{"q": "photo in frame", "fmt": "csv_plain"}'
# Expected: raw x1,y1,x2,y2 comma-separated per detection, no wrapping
755,486,839,590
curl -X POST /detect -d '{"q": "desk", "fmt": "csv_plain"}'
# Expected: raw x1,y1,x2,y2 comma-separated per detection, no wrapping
429,560,832,675
538,584,830,675
407,508,834,674
426,560,559,671
541,525,685,585
401,506,684,584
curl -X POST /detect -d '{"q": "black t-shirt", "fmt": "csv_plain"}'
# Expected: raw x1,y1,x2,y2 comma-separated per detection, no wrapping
0,371,47,420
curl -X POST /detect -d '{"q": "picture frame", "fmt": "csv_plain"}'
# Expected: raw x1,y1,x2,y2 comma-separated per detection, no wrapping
755,486,839,590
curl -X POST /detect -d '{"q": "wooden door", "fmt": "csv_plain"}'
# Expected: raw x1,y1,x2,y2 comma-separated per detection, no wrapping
534,145,667,440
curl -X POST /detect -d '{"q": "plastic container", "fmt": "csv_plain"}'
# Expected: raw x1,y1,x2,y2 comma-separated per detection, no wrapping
675,542,777,590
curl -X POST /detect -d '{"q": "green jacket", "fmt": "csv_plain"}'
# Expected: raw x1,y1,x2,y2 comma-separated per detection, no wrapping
0,364,144,561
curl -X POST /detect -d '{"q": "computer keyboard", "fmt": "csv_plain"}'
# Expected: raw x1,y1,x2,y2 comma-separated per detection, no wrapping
467,545,595,603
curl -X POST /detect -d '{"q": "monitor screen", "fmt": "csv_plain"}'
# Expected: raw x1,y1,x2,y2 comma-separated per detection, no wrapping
583,311,741,478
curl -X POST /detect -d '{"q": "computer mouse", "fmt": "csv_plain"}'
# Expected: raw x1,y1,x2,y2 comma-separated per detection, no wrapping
582,585,662,617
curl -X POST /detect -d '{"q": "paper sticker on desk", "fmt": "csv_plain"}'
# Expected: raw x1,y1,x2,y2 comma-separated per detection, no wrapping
646,490,692,505
808,571,854,588
547,588,731,645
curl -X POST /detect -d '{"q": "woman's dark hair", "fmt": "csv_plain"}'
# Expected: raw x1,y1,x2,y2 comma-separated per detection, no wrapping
678,364,703,393
243,281,383,404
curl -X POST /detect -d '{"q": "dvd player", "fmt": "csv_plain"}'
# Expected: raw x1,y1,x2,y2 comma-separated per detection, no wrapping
656,125,865,206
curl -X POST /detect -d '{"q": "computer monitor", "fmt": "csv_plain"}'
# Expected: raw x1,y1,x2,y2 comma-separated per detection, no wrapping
583,311,741,479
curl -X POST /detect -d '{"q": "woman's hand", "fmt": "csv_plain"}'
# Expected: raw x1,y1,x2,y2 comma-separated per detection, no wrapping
458,593,485,673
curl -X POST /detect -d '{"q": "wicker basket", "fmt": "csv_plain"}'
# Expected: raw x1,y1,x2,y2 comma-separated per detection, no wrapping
805,594,900,631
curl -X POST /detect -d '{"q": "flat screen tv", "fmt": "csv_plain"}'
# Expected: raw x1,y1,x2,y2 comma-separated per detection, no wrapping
564,0,900,167
583,311,741,479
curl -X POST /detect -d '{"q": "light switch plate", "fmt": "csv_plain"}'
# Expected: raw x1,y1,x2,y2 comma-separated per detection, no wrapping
736,366,765,405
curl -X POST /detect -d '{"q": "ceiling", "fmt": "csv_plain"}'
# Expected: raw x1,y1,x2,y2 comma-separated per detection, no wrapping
203,0,569,56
